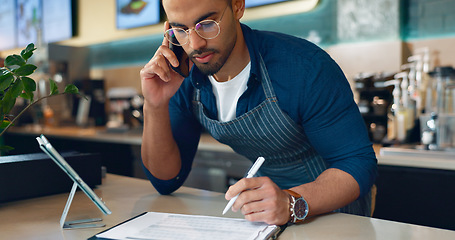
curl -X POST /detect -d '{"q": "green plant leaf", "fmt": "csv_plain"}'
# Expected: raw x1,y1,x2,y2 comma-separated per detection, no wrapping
3,78,24,113
5,54,26,67
20,50,32,61
20,43,36,61
20,91,34,101
1,94,17,117
0,145,14,152
64,84,79,94
0,98,6,116
21,76,36,92
10,78,23,98
1,78,23,115
0,72,14,92
0,83,18,120
49,79,59,95
13,64,37,76
20,76,36,101
25,43,36,52
1,119,11,129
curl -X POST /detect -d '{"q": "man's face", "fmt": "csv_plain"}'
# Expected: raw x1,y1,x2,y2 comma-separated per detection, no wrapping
163,0,237,76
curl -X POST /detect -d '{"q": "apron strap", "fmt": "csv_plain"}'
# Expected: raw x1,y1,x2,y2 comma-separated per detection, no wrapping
257,53,277,100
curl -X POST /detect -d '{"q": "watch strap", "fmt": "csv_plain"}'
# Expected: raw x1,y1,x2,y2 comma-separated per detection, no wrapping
283,189,307,223
284,189,301,199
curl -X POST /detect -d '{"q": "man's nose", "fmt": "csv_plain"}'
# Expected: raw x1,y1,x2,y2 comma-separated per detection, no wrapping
188,30,207,50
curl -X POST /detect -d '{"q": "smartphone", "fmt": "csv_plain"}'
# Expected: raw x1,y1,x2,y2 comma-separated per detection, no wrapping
169,44,190,78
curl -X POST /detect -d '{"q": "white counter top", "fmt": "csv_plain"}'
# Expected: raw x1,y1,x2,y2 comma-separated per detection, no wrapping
1,174,454,239
378,147,455,171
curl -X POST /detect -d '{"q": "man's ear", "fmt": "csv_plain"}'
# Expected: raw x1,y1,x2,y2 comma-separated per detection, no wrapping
232,0,245,20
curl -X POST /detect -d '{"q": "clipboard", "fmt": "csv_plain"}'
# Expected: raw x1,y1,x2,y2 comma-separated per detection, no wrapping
87,212,147,240
36,134,111,228
88,212,286,240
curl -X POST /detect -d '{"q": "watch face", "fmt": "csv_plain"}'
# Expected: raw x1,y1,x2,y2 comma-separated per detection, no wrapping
294,198,308,220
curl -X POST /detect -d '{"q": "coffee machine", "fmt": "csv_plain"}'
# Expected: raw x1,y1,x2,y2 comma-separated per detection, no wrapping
354,72,394,143
106,87,143,132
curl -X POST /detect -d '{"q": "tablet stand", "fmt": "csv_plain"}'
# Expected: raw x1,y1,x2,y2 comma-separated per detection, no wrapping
36,134,111,229
60,182,105,229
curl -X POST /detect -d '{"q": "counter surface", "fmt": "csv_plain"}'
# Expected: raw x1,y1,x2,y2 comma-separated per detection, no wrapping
7,125,455,170
0,174,454,240
7,125,143,145
6,125,222,151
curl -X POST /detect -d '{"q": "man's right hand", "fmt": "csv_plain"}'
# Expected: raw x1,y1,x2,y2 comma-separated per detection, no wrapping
140,21,188,109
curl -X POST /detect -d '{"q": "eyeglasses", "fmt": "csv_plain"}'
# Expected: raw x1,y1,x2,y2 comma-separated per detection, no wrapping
164,5,228,46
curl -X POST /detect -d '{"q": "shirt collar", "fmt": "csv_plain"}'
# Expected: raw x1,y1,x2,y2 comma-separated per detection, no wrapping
241,24,261,83
189,23,261,89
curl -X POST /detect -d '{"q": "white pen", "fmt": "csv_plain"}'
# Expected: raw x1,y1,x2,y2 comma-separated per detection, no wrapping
222,157,265,215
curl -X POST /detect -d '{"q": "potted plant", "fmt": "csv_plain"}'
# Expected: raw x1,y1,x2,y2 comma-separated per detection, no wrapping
0,43,81,153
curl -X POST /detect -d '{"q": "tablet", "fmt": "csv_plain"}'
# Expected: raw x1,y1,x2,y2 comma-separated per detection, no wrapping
36,134,112,215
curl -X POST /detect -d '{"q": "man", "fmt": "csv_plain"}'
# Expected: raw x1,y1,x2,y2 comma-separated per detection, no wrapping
140,0,377,225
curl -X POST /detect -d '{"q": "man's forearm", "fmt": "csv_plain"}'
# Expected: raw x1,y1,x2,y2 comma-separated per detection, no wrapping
290,168,360,217
141,103,182,180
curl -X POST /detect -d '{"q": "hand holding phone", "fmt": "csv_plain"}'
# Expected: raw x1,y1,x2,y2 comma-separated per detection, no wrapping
169,43,190,78
140,21,190,107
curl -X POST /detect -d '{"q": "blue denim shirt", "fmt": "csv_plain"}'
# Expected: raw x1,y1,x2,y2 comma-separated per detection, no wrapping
144,24,378,197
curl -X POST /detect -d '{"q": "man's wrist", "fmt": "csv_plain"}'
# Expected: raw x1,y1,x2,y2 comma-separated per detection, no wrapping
284,191,293,223
283,189,309,224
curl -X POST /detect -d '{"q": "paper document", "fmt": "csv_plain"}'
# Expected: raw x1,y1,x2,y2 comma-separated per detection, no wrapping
95,212,282,240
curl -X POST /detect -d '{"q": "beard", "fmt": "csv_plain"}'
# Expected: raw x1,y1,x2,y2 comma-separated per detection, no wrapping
189,40,235,76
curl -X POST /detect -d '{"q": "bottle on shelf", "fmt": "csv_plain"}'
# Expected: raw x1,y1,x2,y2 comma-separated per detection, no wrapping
395,72,415,139
411,47,432,115
383,79,405,142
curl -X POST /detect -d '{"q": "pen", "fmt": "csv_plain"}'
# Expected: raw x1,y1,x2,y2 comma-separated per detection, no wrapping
222,157,265,215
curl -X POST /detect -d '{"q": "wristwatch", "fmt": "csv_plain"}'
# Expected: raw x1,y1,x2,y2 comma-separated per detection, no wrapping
284,189,309,224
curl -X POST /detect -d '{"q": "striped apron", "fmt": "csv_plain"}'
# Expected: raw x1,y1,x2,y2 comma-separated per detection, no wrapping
192,55,371,216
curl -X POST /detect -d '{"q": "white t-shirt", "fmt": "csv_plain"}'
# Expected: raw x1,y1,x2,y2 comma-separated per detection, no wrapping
208,62,251,122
